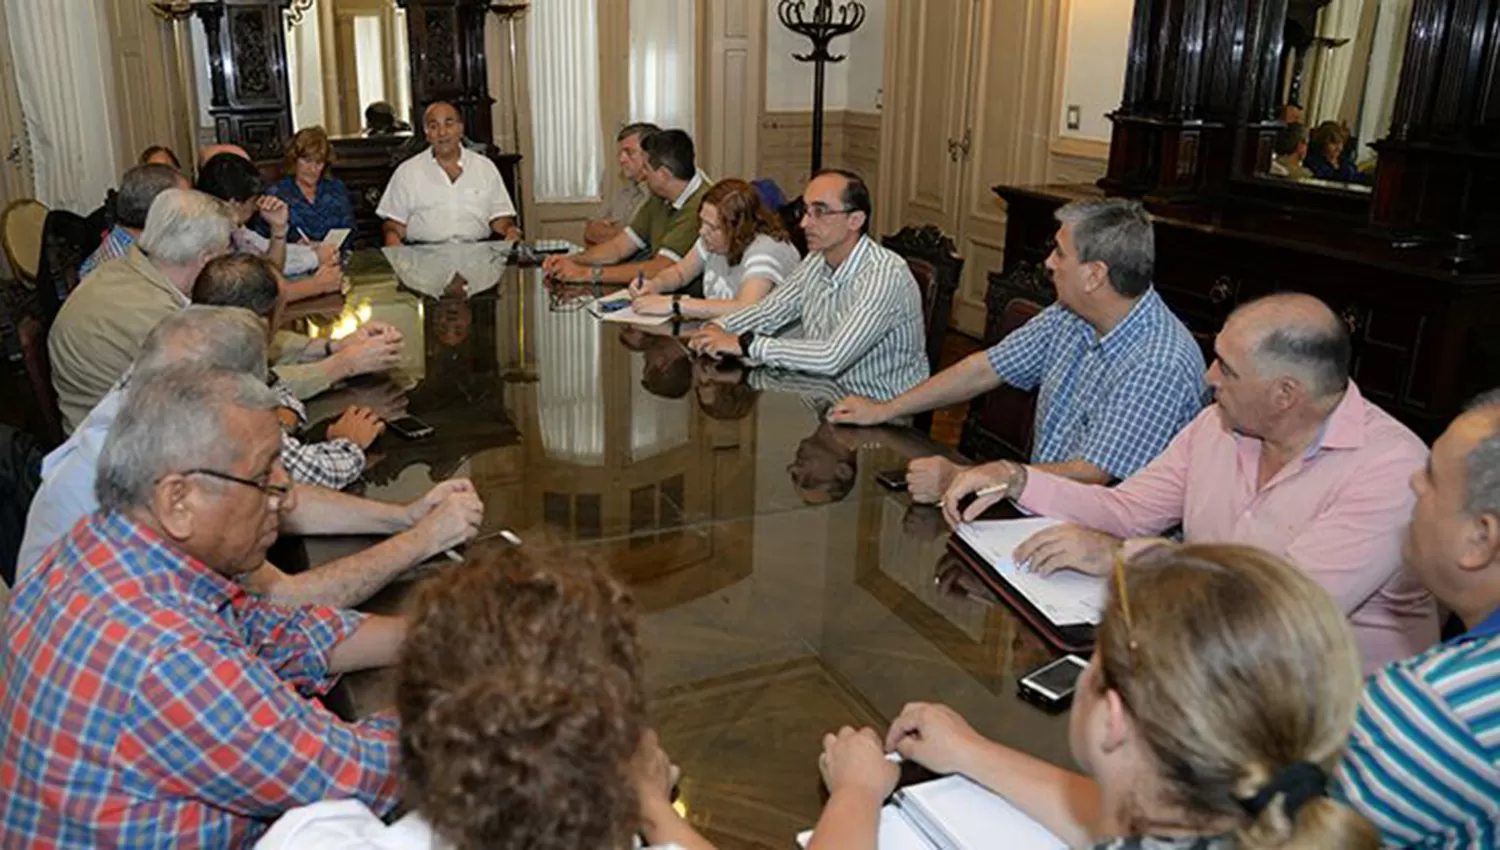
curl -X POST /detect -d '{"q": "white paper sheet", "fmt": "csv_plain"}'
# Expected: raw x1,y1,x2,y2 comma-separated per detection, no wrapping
898,775,1066,850
599,304,672,326
797,805,932,850
954,518,1106,626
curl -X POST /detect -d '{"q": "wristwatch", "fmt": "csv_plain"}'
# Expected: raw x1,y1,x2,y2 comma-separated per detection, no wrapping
737,330,756,356
671,293,683,318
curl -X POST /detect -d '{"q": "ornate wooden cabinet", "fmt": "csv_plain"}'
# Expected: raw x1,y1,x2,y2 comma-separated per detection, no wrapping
986,0,1500,445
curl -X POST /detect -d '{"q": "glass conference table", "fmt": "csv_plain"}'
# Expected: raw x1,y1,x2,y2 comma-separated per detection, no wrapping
282,244,1072,849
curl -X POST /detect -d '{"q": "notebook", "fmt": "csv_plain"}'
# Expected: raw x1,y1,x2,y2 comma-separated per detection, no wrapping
796,775,1065,849
952,518,1106,626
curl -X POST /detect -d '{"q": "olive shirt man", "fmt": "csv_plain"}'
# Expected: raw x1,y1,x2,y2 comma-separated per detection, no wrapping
626,171,710,263
49,247,189,432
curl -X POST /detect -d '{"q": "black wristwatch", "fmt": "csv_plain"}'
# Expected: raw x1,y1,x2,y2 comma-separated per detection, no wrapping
671,292,683,318
737,330,756,356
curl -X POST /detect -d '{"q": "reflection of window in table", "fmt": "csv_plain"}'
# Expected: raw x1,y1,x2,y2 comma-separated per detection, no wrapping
536,303,604,464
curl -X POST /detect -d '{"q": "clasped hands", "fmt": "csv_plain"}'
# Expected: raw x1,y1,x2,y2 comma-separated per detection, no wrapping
817,702,987,804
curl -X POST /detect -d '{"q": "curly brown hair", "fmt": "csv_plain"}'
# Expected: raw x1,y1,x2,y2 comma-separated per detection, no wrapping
702,178,791,266
284,126,336,173
395,541,645,850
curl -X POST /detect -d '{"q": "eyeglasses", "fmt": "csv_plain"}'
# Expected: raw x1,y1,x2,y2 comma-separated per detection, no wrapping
1112,550,1140,662
803,203,855,221
182,468,291,501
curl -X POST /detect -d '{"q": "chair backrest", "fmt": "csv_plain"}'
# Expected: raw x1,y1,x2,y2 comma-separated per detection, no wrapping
15,312,63,448
36,208,106,325
2,199,49,284
778,197,808,257
881,225,963,375
959,296,1044,463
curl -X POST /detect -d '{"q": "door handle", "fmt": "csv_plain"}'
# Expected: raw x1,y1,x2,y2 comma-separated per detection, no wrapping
946,138,959,162
5,136,22,165
957,128,972,160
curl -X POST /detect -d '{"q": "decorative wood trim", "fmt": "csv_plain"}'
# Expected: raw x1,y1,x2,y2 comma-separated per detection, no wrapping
1050,136,1110,161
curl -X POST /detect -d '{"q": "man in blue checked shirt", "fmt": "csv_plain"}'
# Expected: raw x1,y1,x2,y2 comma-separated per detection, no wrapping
1332,389,1500,848
829,198,1205,503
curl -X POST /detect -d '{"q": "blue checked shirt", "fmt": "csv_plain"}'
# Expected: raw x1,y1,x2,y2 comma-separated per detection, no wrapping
986,288,1205,479
78,225,137,279
1333,608,1500,848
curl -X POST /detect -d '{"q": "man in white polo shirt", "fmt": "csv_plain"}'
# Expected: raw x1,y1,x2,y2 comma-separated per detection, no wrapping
377,102,521,245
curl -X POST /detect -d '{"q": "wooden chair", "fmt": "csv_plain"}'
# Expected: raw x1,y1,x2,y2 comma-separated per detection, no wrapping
2,199,48,288
881,225,963,377
958,296,1044,463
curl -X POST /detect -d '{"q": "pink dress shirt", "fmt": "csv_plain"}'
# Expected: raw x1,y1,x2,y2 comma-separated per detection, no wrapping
1016,381,1438,674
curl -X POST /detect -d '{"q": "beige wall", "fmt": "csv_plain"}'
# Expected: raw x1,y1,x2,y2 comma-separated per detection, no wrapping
758,110,880,201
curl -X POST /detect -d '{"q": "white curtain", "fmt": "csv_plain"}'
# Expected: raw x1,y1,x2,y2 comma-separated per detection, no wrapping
1307,0,1366,128
286,2,326,132
5,0,119,212
1359,0,1414,151
526,0,602,202
629,0,695,134
354,16,387,116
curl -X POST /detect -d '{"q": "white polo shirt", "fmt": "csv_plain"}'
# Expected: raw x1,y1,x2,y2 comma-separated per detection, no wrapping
376,146,517,244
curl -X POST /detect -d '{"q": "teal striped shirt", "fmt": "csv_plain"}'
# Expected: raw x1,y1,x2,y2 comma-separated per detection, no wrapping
1333,610,1500,848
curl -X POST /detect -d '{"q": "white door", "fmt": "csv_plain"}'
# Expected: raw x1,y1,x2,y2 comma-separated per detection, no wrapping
699,0,762,181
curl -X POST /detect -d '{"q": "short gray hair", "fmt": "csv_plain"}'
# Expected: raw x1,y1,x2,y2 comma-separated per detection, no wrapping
134,306,268,382
617,121,660,143
1054,199,1155,297
96,364,279,512
136,188,235,265
1464,389,1500,517
116,164,186,229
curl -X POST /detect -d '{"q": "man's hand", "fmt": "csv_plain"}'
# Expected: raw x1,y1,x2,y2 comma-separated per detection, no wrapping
819,726,899,802
404,478,478,526
941,460,1026,527
325,405,385,449
334,320,404,351
631,275,661,297
304,263,344,296
542,254,590,282
632,294,674,316
1013,523,1121,577
411,486,485,554
884,702,987,776
826,395,890,426
688,325,743,359
257,195,290,232
907,456,962,505
330,333,404,379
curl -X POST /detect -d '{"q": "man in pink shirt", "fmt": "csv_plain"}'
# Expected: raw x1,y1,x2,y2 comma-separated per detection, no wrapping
942,293,1438,673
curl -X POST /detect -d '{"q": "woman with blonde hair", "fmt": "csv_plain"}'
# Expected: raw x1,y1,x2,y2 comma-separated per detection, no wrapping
810,543,1379,850
269,126,357,248
630,178,800,320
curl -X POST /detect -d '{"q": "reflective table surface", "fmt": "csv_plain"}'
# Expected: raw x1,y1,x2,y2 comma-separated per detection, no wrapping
287,246,1071,849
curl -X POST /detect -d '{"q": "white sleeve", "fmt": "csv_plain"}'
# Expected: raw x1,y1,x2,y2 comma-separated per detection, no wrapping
375,165,411,224
693,237,709,262
742,236,796,285
487,160,517,220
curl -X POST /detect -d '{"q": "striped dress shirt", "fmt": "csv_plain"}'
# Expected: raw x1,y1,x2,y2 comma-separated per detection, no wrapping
717,235,928,402
1333,609,1500,848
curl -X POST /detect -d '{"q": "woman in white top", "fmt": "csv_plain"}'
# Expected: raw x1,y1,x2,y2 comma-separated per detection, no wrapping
630,178,800,320
256,542,715,850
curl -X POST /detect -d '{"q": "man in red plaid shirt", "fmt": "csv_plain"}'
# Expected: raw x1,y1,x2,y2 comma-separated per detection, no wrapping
0,364,404,847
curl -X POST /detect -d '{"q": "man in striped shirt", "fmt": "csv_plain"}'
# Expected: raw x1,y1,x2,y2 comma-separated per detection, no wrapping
1333,389,1500,847
689,169,928,402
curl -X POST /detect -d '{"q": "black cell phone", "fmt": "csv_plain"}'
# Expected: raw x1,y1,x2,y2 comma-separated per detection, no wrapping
875,468,909,491
1018,654,1089,712
386,414,435,439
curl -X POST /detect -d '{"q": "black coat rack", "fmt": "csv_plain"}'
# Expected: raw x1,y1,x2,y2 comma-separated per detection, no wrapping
777,0,865,174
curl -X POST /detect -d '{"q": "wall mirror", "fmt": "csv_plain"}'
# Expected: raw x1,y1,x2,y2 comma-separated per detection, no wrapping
284,0,413,139
1250,0,1415,195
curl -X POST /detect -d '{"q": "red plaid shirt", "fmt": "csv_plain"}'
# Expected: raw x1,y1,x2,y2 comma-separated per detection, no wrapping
0,512,401,847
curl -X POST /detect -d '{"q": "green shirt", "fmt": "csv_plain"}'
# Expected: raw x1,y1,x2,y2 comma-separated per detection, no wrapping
626,172,710,262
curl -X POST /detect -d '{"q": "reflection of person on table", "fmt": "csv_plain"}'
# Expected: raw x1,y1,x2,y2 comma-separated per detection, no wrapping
637,335,693,399
377,102,521,245
258,544,715,850
789,422,861,506
541,129,710,285
382,241,508,298
691,358,760,421
629,178,799,319
689,170,928,403
828,198,1205,503
808,543,1378,850
941,293,1438,675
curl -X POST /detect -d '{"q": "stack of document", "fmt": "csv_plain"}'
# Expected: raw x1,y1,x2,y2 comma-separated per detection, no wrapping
595,290,672,326
796,774,1066,849
953,518,1106,626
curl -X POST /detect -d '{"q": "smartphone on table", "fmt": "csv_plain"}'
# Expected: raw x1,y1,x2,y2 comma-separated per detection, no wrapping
1018,654,1089,713
386,414,435,439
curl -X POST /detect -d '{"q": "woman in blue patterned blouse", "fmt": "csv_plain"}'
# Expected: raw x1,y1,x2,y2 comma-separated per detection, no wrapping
269,126,356,249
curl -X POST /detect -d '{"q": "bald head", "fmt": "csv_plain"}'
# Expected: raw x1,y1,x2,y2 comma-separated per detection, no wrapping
198,143,250,167
423,102,461,124
1226,293,1350,398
